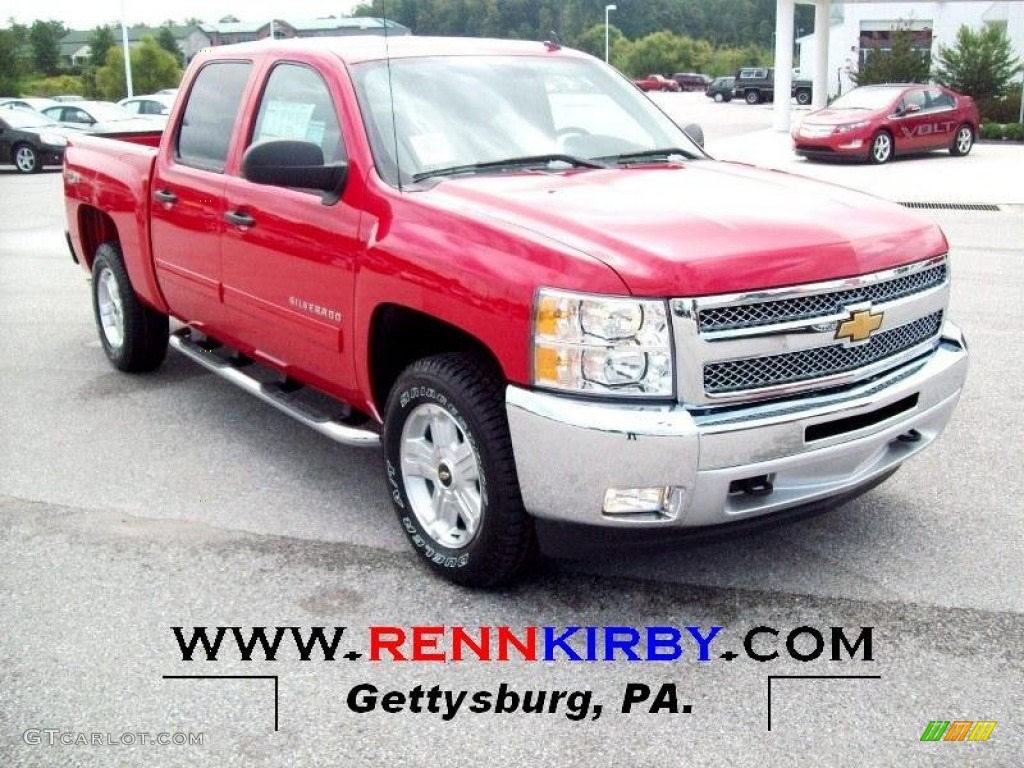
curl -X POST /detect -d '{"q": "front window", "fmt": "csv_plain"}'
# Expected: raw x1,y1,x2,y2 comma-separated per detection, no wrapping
350,54,701,187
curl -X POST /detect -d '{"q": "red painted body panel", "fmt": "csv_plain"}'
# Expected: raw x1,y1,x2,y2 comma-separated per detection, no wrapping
65,41,954,421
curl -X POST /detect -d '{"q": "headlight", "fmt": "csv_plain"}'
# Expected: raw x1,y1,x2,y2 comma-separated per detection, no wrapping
532,288,673,398
39,133,68,147
834,121,870,134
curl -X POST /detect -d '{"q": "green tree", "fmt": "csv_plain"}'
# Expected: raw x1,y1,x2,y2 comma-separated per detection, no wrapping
0,25,29,93
96,37,182,99
852,24,930,86
933,22,1021,100
156,25,183,66
571,23,626,62
29,19,65,76
88,25,115,67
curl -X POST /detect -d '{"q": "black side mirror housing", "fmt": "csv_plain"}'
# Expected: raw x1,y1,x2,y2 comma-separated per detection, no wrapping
682,122,705,148
241,140,348,202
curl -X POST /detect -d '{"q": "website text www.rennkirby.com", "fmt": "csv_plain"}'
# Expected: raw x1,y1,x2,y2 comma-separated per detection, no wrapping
160,623,886,726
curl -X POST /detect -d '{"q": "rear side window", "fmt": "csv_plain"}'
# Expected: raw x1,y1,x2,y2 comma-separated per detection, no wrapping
250,63,346,165
177,61,252,172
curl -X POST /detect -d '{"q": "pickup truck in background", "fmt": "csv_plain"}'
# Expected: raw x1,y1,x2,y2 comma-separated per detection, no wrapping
633,73,680,92
64,37,967,586
734,66,813,105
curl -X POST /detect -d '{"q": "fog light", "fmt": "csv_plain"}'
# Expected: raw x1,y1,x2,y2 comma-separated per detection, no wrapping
839,139,863,149
603,486,686,518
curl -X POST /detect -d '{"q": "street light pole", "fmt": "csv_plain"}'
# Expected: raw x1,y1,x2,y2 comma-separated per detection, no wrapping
119,0,133,98
604,4,617,64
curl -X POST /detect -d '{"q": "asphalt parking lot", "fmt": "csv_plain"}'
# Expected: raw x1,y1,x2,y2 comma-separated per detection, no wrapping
1,110,1022,766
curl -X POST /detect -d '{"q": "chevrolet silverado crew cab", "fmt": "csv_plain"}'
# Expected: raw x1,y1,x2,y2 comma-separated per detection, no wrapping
64,37,968,586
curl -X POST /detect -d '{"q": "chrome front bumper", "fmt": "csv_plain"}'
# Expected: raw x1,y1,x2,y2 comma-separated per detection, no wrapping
506,321,968,527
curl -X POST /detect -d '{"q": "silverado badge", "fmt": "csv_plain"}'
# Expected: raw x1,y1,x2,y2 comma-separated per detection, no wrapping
836,308,884,343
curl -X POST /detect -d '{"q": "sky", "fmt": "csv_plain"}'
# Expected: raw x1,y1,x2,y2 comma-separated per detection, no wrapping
4,1,366,30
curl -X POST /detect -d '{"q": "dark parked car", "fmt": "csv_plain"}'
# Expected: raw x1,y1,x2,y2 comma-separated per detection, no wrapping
792,84,980,164
706,76,735,102
0,108,81,173
672,72,712,91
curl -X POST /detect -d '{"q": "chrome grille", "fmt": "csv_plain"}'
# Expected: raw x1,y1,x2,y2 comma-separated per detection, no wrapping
698,264,947,332
704,311,943,394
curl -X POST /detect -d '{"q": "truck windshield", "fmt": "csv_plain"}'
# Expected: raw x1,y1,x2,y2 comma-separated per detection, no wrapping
350,54,702,186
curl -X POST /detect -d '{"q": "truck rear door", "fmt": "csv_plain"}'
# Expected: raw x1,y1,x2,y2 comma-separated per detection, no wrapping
220,59,362,395
150,59,254,330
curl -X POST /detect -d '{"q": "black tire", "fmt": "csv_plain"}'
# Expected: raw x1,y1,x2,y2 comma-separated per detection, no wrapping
91,242,169,372
795,89,811,106
745,90,760,105
13,143,40,174
950,123,974,157
383,353,536,587
868,130,893,164
713,92,724,103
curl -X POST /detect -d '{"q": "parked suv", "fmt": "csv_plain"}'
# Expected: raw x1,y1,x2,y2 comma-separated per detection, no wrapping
672,73,712,91
706,76,735,102
734,67,813,105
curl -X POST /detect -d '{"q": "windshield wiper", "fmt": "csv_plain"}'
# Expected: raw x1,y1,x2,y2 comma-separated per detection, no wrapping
603,147,697,164
412,153,607,183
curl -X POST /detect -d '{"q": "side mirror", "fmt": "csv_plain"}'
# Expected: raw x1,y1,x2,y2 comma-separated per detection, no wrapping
682,122,705,148
241,140,348,200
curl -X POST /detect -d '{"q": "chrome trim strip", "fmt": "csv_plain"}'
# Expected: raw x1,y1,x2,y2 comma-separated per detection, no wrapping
673,254,947,314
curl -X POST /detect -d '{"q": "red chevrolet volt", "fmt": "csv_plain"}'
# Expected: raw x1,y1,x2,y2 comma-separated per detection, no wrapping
792,84,979,164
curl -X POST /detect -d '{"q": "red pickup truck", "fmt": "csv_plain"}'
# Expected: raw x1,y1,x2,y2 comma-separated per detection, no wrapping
64,37,968,586
633,73,680,92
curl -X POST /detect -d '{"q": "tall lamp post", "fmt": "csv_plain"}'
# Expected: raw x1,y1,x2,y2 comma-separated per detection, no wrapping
604,4,617,64
120,0,133,97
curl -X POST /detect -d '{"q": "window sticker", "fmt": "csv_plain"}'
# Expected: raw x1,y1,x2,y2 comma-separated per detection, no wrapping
258,101,316,142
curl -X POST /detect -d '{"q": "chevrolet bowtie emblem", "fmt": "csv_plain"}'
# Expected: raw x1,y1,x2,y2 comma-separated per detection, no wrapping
836,308,884,343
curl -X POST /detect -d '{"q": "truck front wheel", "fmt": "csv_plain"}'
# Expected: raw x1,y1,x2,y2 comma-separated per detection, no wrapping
91,242,169,372
383,353,536,587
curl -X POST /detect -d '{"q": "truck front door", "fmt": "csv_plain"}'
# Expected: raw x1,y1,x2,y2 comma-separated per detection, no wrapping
220,61,362,400
150,60,254,330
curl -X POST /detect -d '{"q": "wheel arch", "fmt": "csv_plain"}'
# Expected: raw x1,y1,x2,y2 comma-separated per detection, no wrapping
368,303,505,416
76,205,119,269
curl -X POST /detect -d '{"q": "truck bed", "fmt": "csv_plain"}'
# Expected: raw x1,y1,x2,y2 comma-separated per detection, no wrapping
64,133,165,312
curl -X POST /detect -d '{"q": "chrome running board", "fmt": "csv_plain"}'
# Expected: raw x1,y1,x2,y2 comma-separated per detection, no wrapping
170,329,380,448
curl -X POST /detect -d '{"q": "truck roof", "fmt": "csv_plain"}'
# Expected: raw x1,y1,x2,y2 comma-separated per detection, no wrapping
209,36,588,65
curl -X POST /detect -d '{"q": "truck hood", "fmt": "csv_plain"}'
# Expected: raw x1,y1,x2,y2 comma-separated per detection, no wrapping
420,161,944,296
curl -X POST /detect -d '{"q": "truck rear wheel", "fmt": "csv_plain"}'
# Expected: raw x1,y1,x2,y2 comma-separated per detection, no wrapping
91,242,169,372
745,90,760,105
795,88,811,106
383,353,536,587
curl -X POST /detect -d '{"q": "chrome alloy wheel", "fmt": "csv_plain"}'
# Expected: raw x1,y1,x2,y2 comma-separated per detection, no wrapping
399,403,483,549
871,133,892,163
955,126,973,154
14,145,37,173
96,267,125,349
